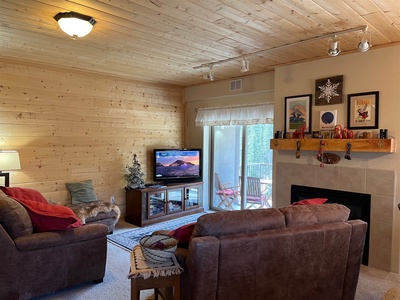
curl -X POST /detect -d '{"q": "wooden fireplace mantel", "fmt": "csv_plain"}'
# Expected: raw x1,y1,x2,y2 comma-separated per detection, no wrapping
270,138,396,153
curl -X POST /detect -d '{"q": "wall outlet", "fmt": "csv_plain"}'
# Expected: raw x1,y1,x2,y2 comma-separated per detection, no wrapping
110,196,115,204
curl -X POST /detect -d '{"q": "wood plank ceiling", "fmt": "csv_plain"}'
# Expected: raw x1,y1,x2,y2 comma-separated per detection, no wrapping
0,0,399,86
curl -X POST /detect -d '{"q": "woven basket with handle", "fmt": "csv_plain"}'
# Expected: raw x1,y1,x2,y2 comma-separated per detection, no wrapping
139,234,178,263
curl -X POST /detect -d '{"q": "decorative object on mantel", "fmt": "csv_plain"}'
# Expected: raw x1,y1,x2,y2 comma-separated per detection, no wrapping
317,153,341,164
295,141,301,159
125,154,145,189
315,75,343,105
317,140,325,167
347,91,379,130
319,110,337,130
345,143,352,160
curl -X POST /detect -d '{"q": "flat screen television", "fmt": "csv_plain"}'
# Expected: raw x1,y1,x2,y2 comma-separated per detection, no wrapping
153,149,202,183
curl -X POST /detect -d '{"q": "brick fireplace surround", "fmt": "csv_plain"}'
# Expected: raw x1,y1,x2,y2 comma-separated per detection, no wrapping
275,162,396,271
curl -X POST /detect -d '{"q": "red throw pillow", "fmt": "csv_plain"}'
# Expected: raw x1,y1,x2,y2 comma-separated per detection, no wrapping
0,187,48,204
168,222,196,248
292,198,328,205
11,198,82,232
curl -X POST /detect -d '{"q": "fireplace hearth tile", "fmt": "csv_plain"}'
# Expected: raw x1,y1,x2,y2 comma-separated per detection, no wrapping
366,169,395,198
371,195,394,223
338,167,366,193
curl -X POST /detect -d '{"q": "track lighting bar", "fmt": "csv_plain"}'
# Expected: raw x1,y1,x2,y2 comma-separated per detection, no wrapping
193,25,368,70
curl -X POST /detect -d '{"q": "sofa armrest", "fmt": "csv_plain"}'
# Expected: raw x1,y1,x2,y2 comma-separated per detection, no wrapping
185,236,220,300
14,223,108,251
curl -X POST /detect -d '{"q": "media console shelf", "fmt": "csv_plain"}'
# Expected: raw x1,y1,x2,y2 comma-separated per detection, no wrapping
125,182,204,227
270,138,396,153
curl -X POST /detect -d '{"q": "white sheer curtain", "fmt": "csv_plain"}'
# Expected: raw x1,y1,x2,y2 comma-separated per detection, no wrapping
195,104,274,126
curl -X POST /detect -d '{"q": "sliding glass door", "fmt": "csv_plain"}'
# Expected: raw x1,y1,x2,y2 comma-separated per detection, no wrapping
211,124,273,210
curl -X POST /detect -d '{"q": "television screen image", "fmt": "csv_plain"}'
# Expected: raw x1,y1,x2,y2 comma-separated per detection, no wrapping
154,149,202,182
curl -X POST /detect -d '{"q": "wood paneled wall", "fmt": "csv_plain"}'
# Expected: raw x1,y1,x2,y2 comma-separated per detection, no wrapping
0,59,184,214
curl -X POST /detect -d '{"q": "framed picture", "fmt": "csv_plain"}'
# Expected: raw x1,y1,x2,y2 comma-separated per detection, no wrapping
319,110,337,130
315,75,343,105
321,131,333,139
347,91,379,129
284,94,312,133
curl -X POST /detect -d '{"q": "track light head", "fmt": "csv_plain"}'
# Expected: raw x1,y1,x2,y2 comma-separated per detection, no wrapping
203,65,214,81
327,36,340,57
357,30,372,52
240,57,250,73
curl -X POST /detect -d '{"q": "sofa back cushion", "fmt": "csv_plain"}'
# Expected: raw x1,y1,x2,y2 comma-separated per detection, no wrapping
279,203,350,228
192,209,285,238
0,190,33,239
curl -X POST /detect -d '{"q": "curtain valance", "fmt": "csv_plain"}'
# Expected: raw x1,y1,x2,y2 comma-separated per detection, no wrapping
195,104,273,126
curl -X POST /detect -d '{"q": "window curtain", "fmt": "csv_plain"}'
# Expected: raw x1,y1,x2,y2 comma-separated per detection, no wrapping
195,104,273,126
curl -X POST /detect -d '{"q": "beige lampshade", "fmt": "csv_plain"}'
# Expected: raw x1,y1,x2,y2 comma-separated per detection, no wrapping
0,150,21,171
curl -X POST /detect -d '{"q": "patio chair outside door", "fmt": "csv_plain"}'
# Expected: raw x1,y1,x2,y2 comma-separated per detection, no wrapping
214,172,240,210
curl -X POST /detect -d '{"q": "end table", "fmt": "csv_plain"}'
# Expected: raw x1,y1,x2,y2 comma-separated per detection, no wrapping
128,245,182,300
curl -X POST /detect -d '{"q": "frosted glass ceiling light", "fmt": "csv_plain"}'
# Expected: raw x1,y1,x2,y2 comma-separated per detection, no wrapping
240,57,250,73
327,36,340,57
54,12,96,39
358,30,372,52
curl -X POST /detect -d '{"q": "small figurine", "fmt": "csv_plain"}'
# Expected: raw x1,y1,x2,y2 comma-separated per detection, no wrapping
334,125,343,139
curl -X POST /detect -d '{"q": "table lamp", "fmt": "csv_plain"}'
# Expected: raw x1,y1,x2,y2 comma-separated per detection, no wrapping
0,150,21,187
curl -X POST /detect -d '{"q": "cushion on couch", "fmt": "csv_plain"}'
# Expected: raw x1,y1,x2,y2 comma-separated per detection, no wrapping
66,179,98,204
0,189,33,238
292,198,328,205
192,209,285,238
0,186,48,204
168,222,196,247
279,203,350,228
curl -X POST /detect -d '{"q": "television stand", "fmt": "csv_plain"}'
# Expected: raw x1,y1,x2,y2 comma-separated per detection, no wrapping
125,182,203,226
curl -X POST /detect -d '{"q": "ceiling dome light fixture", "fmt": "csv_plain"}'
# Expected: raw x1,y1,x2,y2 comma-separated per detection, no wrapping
357,29,372,52
327,35,341,57
54,12,96,39
240,57,250,73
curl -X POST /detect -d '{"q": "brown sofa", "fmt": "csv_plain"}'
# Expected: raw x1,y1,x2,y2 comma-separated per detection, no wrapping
0,190,108,300
176,204,367,300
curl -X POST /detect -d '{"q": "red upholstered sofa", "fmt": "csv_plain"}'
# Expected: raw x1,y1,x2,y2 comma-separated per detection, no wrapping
0,188,108,299
175,204,367,300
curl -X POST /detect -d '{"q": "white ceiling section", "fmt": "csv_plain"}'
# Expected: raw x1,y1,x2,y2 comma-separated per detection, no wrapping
0,0,399,86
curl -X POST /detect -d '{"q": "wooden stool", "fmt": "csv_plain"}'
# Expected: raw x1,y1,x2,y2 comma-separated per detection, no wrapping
130,273,180,300
129,246,182,300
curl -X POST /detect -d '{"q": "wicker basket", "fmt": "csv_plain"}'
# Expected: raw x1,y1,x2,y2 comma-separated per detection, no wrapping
139,234,178,263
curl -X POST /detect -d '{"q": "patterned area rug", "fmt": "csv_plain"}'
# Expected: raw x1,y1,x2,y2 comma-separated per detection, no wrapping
107,212,206,251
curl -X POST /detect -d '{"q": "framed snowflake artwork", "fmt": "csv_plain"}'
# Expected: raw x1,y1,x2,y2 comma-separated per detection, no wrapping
315,75,343,105
284,94,312,133
347,91,379,130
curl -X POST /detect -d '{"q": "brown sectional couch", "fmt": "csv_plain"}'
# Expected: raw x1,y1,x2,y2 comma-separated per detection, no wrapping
177,204,367,300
